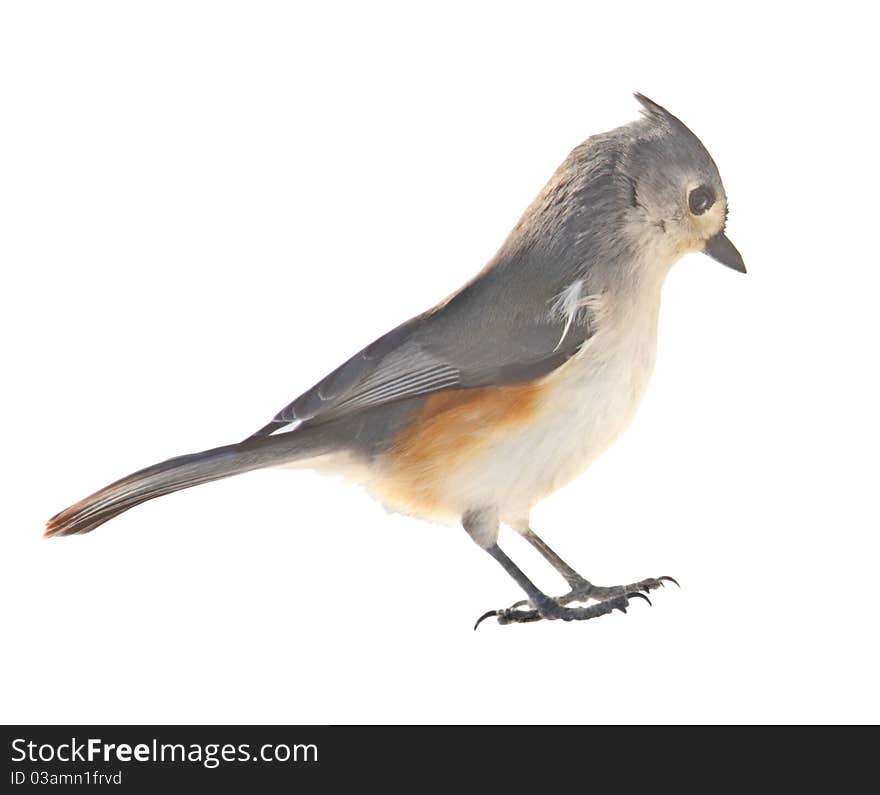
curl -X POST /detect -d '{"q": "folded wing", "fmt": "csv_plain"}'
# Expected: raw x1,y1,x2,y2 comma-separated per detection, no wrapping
250,269,598,437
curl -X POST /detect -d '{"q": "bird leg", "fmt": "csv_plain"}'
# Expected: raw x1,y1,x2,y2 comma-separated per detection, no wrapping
473,542,652,629
519,527,679,605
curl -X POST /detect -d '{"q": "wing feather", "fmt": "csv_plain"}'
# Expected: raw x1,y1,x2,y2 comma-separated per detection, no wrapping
249,275,598,439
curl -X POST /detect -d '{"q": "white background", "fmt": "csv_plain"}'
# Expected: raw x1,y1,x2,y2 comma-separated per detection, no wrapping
2,1,878,725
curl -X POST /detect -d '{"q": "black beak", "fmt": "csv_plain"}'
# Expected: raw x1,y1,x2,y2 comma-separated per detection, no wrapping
704,231,746,273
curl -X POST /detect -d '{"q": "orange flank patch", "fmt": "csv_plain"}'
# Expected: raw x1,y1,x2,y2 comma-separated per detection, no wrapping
375,380,548,517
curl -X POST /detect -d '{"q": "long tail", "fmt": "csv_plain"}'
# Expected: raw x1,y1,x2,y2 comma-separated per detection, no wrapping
45,429,329,537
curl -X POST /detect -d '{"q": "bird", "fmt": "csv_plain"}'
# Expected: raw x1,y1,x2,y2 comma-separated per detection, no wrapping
45,93,745,628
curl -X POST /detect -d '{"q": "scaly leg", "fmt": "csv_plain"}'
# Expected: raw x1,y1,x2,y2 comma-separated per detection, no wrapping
462,510,651,628
519,527,679,605
473,543,651,628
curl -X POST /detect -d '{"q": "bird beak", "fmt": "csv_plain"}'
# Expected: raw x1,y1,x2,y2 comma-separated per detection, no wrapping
704,231,746,273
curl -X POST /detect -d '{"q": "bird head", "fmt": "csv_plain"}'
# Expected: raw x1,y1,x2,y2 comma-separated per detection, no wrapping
621,93,745,274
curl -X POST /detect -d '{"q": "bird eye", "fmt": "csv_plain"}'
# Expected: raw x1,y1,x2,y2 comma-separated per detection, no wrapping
688,185,715,216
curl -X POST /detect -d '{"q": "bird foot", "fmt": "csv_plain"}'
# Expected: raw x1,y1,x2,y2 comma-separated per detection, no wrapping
474,591,651,630
558,574,679,605
473,575,678,629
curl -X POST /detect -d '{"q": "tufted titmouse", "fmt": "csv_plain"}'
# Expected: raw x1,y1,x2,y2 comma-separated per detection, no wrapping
46,94,744,628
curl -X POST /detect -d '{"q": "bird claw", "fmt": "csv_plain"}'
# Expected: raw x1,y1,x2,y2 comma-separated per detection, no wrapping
627,591,652,606
610,592,651,614
474,610,500,630
474,605,542,629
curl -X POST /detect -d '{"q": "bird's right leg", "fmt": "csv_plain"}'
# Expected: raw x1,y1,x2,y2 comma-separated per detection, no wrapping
518,526,678,603
463,509,648,629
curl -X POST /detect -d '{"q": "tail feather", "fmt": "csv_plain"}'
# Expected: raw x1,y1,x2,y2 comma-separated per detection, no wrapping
45,430,327,538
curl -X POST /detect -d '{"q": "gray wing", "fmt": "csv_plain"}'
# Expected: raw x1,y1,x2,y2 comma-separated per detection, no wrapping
250,263,597,437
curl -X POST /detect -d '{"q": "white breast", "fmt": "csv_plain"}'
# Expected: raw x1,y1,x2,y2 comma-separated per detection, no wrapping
440,286,664,523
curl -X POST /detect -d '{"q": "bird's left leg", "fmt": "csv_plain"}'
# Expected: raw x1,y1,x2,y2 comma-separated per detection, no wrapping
513,524,678,605
464,509,649,628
